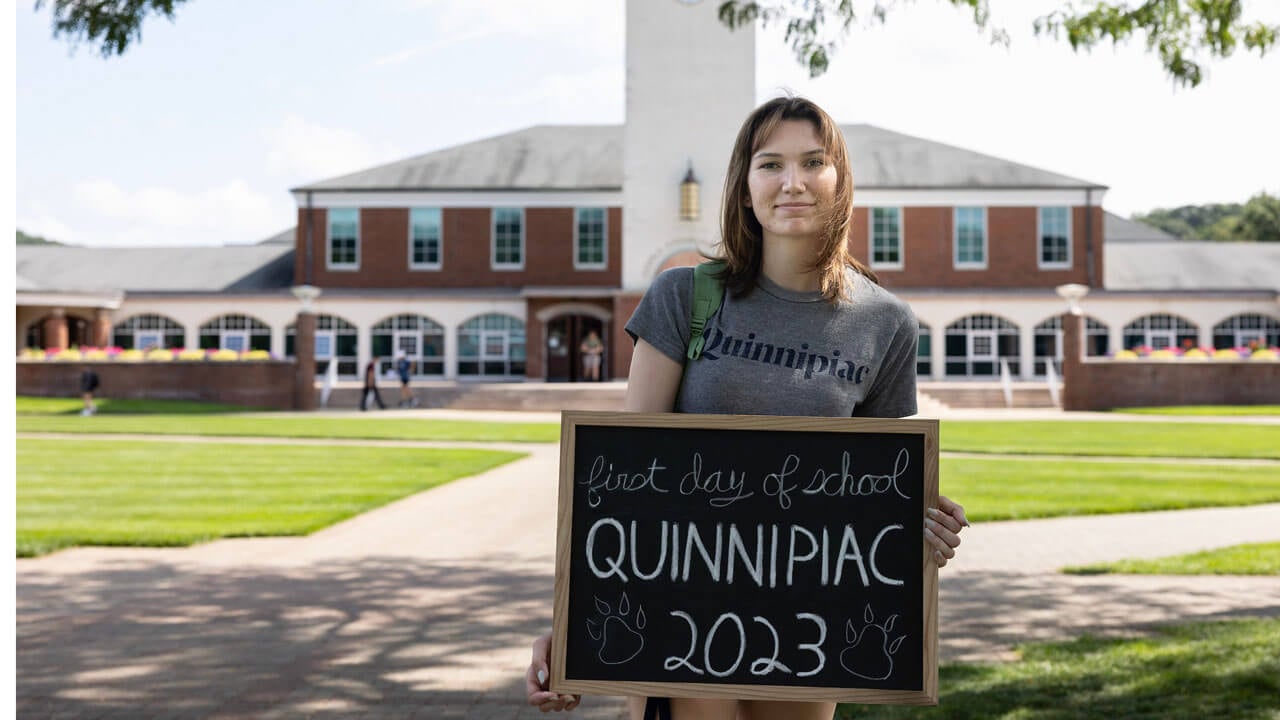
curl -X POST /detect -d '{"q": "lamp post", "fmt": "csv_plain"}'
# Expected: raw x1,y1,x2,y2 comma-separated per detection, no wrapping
1055,283,1089,315
290,285,322,411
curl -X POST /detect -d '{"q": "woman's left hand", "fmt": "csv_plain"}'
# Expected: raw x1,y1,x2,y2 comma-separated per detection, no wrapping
925,495,968,568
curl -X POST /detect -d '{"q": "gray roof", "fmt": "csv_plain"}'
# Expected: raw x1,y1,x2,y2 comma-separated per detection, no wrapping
16,245,295,294
294,126,624,192
293,124,1104,192
1105,241,1280,291
1104,211,1181,242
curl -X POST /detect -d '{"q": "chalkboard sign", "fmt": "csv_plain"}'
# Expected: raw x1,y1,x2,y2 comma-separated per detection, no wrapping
552,411,939,705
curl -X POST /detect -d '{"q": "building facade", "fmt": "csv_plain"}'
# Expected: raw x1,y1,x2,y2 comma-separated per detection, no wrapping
15,0,1280,390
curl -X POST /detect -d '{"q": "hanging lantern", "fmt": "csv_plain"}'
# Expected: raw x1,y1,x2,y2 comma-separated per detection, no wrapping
679,163,700,221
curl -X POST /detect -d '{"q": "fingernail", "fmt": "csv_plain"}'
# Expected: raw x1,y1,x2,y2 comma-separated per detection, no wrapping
925,518,937,529
537,670,547,686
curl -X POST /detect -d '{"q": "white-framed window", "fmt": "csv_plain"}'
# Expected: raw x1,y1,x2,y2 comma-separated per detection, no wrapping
1122,314,1198,352
409,208,443,270
1038,206,1071,268
492,207,524,269
953,207,987,269
112,313,185,350
574,207,607,269
327,208,359,269
458,313,526,377
199,314,272,352
944,314,1019,377
916,320,932,378
870,207,903,269
371,314,445,377
1213,314,1280,350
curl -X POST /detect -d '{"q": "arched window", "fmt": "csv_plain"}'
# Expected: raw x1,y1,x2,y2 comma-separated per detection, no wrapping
944,314,1020,377
287,314,359,378
198,314,272,352
916,320,932,378
371,314,445,377
1122,314,1197,351
1033,316,1108,375
458,313,526,378
1212,314,1280,350
112,314,185,350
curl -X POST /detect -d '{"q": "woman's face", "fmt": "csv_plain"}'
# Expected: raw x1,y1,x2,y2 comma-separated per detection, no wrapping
745,119,838,246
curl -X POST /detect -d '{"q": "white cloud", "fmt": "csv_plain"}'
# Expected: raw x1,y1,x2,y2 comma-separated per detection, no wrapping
401,0,622,55
66,178,291,246
265,115,384,181
502,65,624,116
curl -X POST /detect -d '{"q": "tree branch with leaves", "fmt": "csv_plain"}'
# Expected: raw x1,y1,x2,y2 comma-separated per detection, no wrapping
718,0,1277,87
36,0,190,57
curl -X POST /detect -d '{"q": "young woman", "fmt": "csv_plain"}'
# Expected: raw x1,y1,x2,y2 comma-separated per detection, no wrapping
527,95,968,720
579,330,605,381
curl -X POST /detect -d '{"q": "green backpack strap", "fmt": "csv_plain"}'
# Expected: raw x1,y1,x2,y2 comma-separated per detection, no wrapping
687,260,726,360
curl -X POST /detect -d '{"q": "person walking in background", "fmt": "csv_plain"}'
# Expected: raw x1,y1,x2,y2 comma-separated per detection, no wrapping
396,351,418,408
579,329,604,382
361,356,385,411
79,368,100,416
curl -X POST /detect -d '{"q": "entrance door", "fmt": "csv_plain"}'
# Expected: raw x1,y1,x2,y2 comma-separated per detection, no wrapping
544,315,606,382
1148,331,1175,350
969,330,997,376
481,331,508,376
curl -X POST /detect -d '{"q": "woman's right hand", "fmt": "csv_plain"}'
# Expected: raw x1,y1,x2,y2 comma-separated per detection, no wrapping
526,632,581,713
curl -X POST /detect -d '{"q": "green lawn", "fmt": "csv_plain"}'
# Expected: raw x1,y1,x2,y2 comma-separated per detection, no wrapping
16,412,561,443
16,438,523,557
940,456,1280,521
16,396,256,415
940,421,1280,460
1116,405,1280,417
839,619,1280,720
1064,542,1280,576
18,397,1279,458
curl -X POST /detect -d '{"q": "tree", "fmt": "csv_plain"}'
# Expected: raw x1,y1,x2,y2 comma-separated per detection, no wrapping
17,230,65,245
36,0,189,57
1132,193,1280,241
1236,191,1280,242
718,0,1278,87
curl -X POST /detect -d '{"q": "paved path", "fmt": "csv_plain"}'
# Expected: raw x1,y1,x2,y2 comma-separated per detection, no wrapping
17,428,1280,718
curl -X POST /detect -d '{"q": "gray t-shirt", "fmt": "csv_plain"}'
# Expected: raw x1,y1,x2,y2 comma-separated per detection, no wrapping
625,266,918,418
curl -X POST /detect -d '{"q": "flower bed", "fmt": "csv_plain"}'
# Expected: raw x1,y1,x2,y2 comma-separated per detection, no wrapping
1111,345,1276,361
19,347,279,362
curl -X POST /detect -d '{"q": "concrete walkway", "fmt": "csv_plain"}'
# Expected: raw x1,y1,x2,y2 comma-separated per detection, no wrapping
17,422,1280,718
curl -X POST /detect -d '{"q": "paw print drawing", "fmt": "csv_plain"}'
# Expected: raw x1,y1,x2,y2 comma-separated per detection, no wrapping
839,604,906,681
585,592,647,665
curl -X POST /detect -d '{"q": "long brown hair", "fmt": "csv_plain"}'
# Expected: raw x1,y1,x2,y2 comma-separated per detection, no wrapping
718,95,877,301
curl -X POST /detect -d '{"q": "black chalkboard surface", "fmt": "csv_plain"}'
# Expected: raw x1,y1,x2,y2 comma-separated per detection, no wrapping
552,411,939,705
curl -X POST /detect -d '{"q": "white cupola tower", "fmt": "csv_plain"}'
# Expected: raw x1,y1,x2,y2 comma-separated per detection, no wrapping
622,0,756,289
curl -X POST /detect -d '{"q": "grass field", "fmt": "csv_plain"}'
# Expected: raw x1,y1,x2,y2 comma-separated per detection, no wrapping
1064,542,1280,576
839,618,1280,720
16,438,523,557
940,420,1280,460
1117,405,1280,416
940,457,1280,521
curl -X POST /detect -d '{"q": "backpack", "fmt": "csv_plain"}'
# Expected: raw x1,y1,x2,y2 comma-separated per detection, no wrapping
686,260,726,361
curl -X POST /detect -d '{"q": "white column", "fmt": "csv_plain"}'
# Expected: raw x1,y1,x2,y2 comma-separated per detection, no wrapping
1019,328,1035,379
930,326,946,380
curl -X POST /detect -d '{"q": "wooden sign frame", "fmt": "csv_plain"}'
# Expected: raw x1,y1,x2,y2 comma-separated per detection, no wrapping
552,411,939,705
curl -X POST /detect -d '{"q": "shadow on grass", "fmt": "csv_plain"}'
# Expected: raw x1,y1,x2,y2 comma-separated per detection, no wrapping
17,555,627,719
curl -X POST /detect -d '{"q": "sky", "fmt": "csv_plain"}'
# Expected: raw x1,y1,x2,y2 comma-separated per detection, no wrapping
12,0,1280,248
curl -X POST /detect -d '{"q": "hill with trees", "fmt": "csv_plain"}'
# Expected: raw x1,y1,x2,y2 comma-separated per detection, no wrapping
1132,192,1280,242
17,230,66,246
